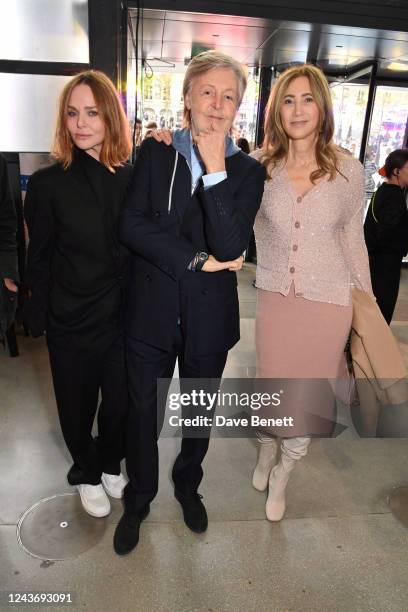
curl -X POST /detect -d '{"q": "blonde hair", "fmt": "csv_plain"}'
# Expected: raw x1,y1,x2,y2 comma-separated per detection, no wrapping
261,64,343,182
52,70,132,171
182,51,247,128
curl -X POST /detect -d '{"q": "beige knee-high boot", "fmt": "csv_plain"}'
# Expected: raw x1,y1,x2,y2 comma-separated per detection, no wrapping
252,433,278,492
266,436,311,522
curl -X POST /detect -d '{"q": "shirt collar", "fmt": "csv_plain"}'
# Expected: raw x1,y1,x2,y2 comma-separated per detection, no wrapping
172,127,241,175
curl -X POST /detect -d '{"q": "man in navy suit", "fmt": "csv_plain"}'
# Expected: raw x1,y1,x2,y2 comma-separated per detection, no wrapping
114,51,265,555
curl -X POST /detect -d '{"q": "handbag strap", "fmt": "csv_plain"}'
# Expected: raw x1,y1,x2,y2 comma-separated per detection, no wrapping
369,189,379,223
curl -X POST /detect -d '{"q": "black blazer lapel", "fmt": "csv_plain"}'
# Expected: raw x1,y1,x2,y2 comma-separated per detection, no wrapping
171,153,194,221
224,152,246,191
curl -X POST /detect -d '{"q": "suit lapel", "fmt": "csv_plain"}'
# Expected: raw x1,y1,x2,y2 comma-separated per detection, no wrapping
165,148,243,220
224,152,243,193
171,152,193,221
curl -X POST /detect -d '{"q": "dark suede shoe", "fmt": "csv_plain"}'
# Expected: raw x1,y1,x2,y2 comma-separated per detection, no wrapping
174,490,208,533
113,505,150,556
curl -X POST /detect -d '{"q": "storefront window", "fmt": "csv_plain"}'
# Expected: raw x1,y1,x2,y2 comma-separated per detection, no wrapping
367,86,408,168
127,63,260,150
330,82,369,158
231,69,260,150
362,85,408,202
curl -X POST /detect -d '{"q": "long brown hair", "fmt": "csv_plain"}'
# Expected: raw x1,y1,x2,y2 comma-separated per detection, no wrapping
261,64,343,182
52,70,132,171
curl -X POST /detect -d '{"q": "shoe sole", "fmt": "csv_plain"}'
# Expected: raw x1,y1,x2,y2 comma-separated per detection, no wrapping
266,510,285,522
185,523,207,534
76,487,111,518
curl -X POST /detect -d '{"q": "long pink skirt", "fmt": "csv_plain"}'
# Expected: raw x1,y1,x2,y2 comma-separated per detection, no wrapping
255,284,353,437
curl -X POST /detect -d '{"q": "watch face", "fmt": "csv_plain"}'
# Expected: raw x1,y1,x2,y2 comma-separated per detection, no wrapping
198,252,208,262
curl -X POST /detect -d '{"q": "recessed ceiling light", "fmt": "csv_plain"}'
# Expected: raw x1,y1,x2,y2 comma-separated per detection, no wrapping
387,61,408,71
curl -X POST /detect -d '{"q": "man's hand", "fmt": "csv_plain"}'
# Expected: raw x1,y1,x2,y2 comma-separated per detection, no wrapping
202,255,244,272
193,119,230,174
150,125,227,174
151,129,173,146
4,278,18,292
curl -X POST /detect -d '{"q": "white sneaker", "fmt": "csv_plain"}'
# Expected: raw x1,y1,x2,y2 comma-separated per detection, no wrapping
76,484,111,517
101,472,128,499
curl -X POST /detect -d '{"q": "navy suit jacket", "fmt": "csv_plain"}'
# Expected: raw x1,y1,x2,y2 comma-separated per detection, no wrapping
120,138,266,356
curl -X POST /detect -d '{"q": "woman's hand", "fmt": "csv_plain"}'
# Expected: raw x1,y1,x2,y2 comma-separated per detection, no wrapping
202,255,244,272
151,129,173,146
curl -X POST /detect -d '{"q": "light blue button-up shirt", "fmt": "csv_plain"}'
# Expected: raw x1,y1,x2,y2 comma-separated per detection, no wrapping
172,128,240,195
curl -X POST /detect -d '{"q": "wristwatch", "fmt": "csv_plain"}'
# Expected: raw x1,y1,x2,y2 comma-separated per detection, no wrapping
194,251,209,271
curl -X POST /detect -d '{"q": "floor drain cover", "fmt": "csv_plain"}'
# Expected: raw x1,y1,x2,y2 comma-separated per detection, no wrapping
389,486,408,528
17,493,107,560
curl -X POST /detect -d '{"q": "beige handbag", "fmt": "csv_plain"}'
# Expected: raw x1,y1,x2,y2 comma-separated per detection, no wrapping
350,288,408,436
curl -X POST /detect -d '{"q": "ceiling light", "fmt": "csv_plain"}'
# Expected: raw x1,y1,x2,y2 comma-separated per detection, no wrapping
387,61,408,71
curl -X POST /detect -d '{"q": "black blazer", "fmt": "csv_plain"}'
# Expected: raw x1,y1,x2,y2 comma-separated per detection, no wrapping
0,153,18,281
0,153,18,335
364,183,408,256
24,149,132,347
120,138,266,356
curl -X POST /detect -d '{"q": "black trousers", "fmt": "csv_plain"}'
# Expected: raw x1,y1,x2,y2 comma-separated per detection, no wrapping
47,333,128,485
124,325,228,515
369,253,403,325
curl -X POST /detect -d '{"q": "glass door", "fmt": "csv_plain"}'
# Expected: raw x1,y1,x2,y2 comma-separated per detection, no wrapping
367,84,408,180
330,82,369,158
127,62,260,149
367,84,408,258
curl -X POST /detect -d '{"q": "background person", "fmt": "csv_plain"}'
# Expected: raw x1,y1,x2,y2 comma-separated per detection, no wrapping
24,70,132,518
364,148,408,324
143,120,158,139
236,137,251,154
131,117,142,162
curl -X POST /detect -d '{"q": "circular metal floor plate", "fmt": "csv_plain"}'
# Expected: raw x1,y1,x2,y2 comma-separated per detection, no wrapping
17,493,108,560
389,486,408,528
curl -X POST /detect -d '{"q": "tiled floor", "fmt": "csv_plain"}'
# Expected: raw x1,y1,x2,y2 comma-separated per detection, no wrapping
0,265,407,612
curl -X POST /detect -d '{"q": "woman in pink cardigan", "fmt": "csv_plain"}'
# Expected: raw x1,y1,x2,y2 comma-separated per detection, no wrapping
251,64,373,521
